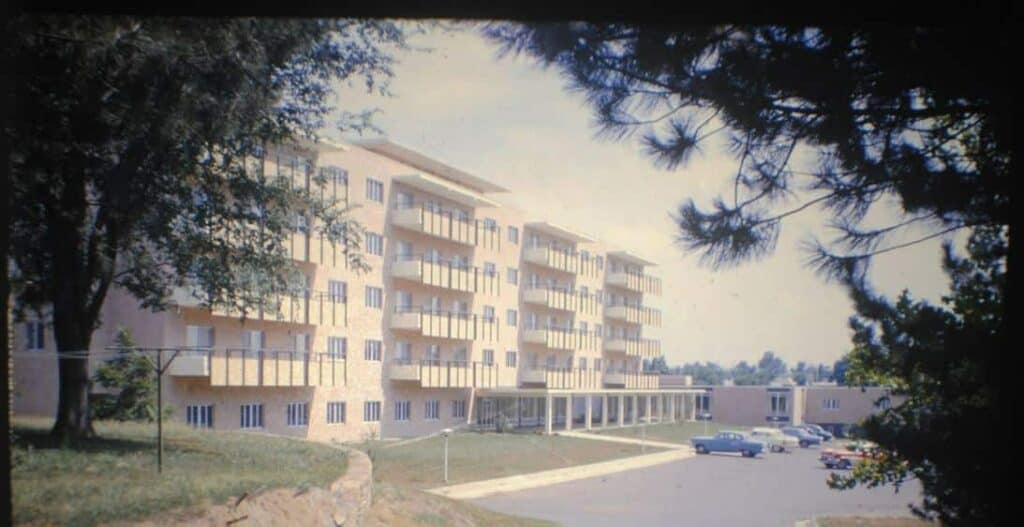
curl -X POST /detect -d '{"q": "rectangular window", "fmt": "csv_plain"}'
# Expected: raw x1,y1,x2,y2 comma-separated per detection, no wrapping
483,218,498,232
187,404,214,428
240,403,264,429
286,402,309,427
186,325,215,348
242,329,265,352
482,349,494,365
425,400,440,420
483,306,495,323
364,340,382,361
452,399,467,419
823,398,840,410
579,321,588,335
506,309,518,327
484,262,497,277
579,357,587,370
328,336,347,359
25,321,45,351
327,401,346,424
508,226,519,244
696,394,711,413
595,358,602,371
322,166,348,186
366,232,383,256
770,393,788,414
505,350,517,367
366,178,384,202
394,400,411,421
507,268,518,285
595,256,604,270
395,341,412,363
365,286,383,309
363,401,381,422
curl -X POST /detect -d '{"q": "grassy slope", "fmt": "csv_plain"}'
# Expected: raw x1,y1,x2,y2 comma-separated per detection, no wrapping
12,417,346,527
355,430,662,490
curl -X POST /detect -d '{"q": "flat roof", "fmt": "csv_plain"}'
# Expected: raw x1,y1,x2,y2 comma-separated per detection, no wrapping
607,250,657,267
524,221,595,244
354,138,508,194
393,173,499,208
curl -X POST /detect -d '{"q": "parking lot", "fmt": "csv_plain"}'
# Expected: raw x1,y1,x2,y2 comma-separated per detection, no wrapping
474,443,923,527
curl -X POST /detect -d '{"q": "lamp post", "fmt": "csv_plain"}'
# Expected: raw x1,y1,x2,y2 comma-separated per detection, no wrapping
441,428,452,484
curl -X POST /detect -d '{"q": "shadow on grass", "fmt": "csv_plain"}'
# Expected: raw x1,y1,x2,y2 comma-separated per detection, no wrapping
13,426,156,455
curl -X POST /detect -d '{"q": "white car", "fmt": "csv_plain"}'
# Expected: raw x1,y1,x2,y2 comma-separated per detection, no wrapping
749,427,800,453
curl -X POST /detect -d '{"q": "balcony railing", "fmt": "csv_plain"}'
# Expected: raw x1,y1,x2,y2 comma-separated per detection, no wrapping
391,255,500,295
518,366,602,389
388,359,502,388
204,291,348,327
604,337,661,357
390,307,500,341
521,326,601,351
521,287,600,315
604,303,662,326
391,203,500,249
168,348,346,387
606,270,662,295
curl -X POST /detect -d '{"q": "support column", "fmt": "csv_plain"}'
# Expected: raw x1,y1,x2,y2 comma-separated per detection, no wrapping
601,394,609,428
645,395,652,424
632,394,639,425
585,394,593,430
618,395,625,427
565,396,573,431
545,394,553,435
668,395,676,422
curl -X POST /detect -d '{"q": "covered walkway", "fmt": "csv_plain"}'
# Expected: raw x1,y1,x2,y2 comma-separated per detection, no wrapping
472,388,707,435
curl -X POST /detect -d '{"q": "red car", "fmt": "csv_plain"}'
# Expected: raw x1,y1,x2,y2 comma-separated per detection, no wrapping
819,441,880,469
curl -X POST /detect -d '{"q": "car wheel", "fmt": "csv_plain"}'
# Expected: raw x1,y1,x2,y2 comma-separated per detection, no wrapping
695,444,708,454
799,440,809,448
838,459,852,470
740,450,751,458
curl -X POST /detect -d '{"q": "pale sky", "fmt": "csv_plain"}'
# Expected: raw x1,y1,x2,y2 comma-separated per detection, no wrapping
326,24,960,368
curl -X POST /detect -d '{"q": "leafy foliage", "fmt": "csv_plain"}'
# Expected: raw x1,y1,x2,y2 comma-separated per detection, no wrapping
827,226,1004,524
6,16,409,437
91,328,160,422
481,23,1009,279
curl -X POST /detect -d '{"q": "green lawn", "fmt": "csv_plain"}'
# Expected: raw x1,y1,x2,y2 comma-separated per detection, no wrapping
355,429,663,489
593,421,750,444
12,417,347,527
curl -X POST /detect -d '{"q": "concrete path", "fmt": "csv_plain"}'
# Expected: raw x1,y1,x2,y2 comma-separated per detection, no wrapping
557,430,690,451
426,447,694,500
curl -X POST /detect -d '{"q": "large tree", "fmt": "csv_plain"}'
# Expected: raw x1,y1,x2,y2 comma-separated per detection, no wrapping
7,16,408,439
482,22,1009,525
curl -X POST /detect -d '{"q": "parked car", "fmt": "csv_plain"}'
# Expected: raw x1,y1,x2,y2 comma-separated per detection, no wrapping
800,423,834,441
690,430,765,457
748,427,800,453
820,440,880,469
780,426,822,447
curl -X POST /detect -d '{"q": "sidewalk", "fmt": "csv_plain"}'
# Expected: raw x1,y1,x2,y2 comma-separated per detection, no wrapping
426,435,694,500
558,430,689,450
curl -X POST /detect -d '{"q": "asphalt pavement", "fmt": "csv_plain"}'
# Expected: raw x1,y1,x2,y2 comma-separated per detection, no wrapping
473,444,922,527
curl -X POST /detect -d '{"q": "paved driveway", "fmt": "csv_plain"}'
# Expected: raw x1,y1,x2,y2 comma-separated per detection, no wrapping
473,445,922,527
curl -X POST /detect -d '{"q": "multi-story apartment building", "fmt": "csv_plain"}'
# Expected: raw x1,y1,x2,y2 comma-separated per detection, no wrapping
11,137,702,441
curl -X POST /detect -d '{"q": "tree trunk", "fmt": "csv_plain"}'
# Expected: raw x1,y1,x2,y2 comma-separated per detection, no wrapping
50,317,96,440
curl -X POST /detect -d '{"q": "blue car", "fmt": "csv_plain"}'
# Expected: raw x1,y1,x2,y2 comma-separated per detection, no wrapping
690,431,765,457
781,426,822,448
800,423,834,442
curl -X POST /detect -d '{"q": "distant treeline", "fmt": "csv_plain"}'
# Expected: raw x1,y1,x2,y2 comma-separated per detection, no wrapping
643,352,850,386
